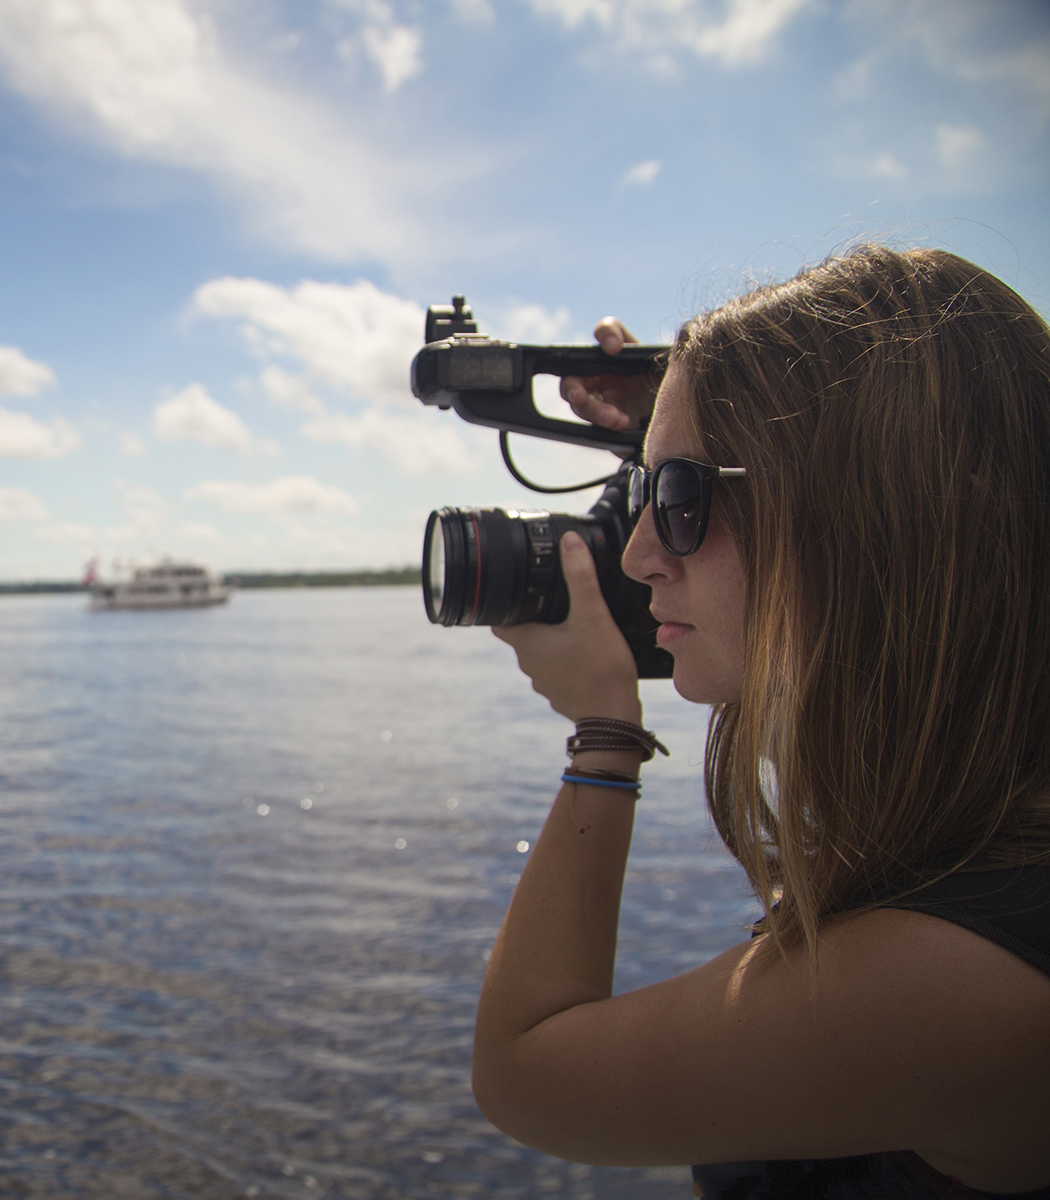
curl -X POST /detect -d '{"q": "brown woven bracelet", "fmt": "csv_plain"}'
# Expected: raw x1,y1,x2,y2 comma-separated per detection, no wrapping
566,717,669,762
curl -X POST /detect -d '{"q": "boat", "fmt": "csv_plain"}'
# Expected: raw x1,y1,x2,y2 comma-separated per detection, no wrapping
85,558,232,610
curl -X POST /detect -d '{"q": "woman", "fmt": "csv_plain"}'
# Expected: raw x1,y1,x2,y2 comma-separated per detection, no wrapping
472,246,1050,1197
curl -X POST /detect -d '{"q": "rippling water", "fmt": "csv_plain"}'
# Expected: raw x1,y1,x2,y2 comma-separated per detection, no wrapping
0,587,755,1198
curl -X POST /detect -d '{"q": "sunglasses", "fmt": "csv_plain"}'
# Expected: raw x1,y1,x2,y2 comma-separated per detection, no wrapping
627,458,747,556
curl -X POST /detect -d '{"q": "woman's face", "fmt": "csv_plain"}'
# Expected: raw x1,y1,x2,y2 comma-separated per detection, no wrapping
621,365,746,705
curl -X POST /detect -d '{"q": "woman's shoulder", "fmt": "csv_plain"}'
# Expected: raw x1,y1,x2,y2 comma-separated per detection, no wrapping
478,900,1050,1177
684,901,1050,1186
864,865,1050,977
816,898,1050,1054
811,901,1050,1190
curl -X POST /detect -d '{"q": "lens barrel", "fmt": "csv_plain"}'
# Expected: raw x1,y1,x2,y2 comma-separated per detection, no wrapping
422,469,673,678
423,507,608,627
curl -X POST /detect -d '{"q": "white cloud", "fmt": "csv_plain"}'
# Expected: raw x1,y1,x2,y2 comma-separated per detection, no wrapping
363,24,423,92
845,0,1050,121
865,151,909,180
0,0,431,262
334,36,361,70
492,302,574,343
271,30,304,54
119,431,147,456
935,122,985,169
830,2,1046,192
528,0,619,30
688,0,812,66
260,366,326,416
621,158,662,186
187,475,359,516
109,481,172,542
153,383,270,453
0,487,48,522
328,0,396,19
33,521,98,547
118,481,170,515
0,345,56,397
832,52,872,101
329,0,424,91
527,0,813,69
176,520,222,543
192,274,483,473
0,406,79,458
832,147,912,186
30,482,172,556
449,0,495,20
192,277,424,407
301,408,475,474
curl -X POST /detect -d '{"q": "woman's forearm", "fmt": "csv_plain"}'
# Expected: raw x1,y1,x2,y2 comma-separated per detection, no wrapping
472,748,643,1118
477,531,649,1131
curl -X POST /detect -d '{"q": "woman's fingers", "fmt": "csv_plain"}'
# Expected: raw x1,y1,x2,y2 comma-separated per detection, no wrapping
561,375,656,429
492,534,639,721
557,533,640,716
559,530,608,613
559,316,654,431
562,376,633,430
593,316,639,353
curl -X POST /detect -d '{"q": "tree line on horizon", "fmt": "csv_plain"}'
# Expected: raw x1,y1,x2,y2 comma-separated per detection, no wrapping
0,567,421,594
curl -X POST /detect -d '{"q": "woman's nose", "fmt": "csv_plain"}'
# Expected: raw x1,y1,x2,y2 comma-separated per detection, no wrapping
622,503,676,584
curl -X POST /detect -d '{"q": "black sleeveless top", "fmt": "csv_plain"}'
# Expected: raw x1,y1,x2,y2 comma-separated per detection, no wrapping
691,867,1050,1199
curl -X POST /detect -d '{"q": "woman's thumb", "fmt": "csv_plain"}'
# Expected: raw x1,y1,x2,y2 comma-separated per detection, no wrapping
560,531,604,611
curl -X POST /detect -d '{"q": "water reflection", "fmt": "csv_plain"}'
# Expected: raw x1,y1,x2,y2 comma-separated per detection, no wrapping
0,588,754,1197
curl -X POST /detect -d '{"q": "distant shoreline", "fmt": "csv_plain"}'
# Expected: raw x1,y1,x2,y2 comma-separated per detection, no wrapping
0,568,422,595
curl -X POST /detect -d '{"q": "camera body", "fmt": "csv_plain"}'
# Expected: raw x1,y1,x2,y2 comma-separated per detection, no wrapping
412,297,673,678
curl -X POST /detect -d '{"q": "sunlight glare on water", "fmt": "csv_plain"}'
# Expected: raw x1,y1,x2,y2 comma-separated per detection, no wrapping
0,586,754,1198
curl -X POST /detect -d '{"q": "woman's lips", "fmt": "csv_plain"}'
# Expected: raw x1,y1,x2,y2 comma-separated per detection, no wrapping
656,621,693,646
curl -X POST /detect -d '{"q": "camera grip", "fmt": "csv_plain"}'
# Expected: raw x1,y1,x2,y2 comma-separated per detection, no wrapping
412,340,666,450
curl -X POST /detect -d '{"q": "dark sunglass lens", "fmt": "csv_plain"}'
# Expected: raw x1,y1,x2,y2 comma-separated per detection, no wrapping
656,461,708,554
628,467,646,524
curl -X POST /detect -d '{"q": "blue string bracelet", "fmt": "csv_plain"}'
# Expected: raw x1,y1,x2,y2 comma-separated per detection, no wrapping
561,772,641,792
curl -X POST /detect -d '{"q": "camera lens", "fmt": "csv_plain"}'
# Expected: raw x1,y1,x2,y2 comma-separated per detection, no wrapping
421,468,674,677
424,511,447,620
423,507,602,627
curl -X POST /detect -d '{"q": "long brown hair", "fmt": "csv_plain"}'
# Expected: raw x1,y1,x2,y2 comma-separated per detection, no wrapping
676,246,1050,956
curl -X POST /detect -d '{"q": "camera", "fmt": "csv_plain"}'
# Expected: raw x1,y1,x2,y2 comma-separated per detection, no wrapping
411,296,674,678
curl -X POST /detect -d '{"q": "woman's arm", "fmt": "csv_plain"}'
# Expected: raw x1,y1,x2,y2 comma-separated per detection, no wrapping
473,548,1050,1183
475,531,645,1137
472,765,640,1137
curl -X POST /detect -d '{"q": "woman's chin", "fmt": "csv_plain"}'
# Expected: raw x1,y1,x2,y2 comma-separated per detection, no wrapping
671,672,711,705
670,664,741,706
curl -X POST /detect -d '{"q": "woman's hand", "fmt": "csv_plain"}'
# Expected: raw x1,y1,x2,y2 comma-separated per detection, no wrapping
494,531,641,724
559,317,659,431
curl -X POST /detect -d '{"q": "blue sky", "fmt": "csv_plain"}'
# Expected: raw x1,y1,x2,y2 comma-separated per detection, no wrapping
0,0,1047,579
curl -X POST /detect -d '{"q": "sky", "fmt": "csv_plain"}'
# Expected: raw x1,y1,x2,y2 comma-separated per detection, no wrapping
0,0,1048,580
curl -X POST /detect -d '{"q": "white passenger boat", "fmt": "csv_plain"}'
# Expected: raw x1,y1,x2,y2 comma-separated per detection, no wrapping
86,559,232,610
